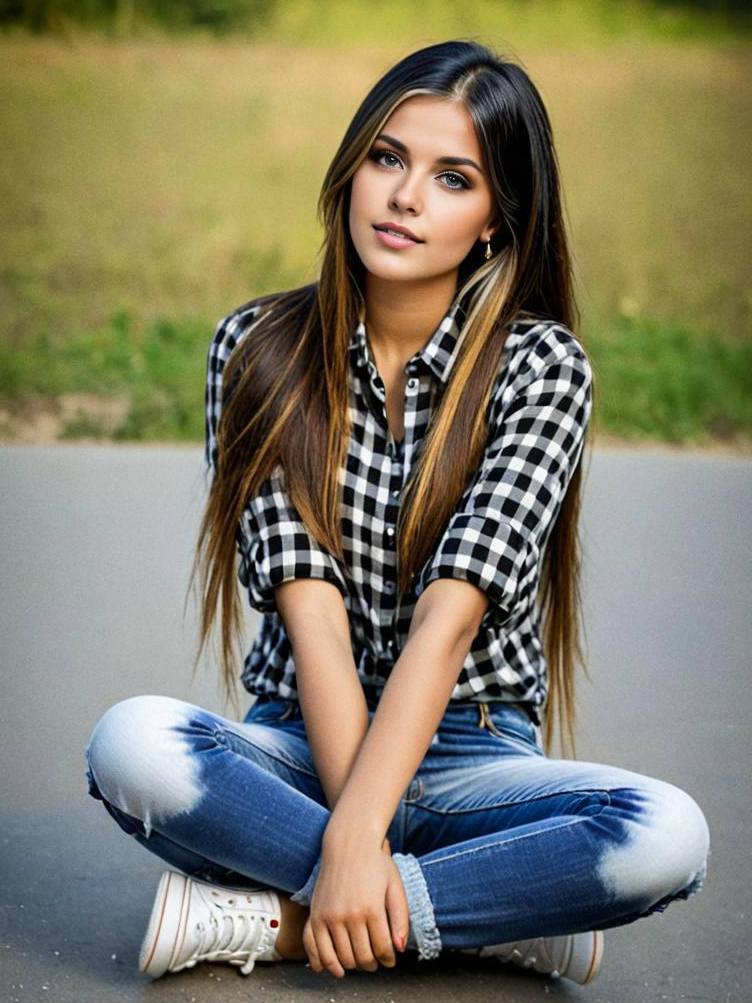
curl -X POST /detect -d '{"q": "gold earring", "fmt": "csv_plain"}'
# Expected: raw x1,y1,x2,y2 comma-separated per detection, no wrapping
485,239,492,261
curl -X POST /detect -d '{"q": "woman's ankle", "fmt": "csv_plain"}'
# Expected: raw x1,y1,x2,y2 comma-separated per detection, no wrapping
275,895,308,960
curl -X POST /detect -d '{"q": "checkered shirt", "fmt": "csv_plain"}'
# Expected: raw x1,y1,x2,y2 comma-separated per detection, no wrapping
205,294,593,725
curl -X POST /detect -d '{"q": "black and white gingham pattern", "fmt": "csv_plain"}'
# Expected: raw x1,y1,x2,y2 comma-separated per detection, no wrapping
205,294,593,725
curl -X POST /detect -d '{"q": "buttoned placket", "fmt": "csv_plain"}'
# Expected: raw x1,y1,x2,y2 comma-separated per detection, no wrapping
353,319,445,666
380,365,424,661
359,362,396,664
382,433,401,634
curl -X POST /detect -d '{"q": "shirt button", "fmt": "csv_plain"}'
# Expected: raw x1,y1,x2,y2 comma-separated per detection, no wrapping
384,581,396,594
385,525,395,537
407,378,418,391
391,488,399,498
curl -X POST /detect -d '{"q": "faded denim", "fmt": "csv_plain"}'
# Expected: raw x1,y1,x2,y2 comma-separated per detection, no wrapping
85,692,710,961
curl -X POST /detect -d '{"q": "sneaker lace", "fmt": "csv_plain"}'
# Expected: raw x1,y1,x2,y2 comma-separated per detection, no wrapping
511,937,561,976
193,909,272,975
478,936,560,977
516,938,545,967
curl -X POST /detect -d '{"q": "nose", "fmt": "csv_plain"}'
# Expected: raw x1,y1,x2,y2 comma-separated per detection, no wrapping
389,177,421,215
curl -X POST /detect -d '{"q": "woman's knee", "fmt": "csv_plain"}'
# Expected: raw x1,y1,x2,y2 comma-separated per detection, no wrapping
85,694,206,826
598,780,710,908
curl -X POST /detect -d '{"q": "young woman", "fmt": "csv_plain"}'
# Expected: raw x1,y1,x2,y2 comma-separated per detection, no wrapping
84,39,710,987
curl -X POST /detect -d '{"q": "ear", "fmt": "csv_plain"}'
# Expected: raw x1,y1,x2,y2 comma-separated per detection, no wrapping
480,215,502,245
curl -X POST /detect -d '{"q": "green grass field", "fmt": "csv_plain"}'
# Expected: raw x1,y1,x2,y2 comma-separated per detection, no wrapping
1,13,750,448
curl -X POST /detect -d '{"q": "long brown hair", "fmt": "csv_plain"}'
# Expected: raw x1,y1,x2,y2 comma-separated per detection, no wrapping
188,39,596,758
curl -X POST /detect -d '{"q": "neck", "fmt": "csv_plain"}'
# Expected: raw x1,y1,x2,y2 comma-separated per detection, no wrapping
362,270,458,366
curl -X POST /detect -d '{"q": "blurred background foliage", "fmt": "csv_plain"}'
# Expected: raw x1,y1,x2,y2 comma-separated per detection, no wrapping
1,0,750,39
0,0,750,447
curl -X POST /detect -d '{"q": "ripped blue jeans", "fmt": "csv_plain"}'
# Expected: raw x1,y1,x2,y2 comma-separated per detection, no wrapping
84,693,710,961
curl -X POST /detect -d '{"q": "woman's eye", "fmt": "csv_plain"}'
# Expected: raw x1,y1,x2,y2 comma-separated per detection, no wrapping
369,150,470,191
441,172,470,191
371,150,400,168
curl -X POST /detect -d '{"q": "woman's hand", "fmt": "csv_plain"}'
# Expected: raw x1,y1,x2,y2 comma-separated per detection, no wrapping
302,831,409,977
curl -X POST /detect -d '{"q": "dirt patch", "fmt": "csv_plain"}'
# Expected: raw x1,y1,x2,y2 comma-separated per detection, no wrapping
0,393,131,443
587,430,752,458
1,394,750,457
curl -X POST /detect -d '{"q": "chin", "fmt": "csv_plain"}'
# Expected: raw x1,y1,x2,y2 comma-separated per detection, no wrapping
362,260,429,283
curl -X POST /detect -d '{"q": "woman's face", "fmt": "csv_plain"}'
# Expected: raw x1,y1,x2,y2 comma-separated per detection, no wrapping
348,94,499,286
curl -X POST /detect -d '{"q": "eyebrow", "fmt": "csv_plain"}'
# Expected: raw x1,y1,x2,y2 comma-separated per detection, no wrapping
374,133,484,175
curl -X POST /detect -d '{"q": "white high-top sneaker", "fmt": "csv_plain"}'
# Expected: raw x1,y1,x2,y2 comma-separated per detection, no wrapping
139,870,283,979
463,930,603,985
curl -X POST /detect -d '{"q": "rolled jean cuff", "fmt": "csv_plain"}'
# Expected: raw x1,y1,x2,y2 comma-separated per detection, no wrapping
289,858,321,906
392,852,442,960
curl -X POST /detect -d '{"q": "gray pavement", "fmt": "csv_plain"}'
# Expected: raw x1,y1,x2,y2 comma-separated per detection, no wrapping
1,442,751,1003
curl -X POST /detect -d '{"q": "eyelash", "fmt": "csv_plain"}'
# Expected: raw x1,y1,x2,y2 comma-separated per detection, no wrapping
367,149,471,191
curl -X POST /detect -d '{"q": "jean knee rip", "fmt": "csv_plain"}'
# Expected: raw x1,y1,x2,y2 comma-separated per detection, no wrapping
596,783,710,911
644,853,709,914
85,694,205,838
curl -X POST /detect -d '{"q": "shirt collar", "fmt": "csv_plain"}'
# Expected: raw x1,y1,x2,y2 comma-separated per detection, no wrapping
348,296,467,384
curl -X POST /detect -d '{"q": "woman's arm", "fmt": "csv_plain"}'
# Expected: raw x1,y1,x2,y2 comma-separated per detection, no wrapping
302,577,488,977
275,578,404,976
326,576,487,840
274,578,369,811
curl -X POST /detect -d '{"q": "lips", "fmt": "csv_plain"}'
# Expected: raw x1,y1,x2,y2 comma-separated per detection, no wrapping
373,223,423,243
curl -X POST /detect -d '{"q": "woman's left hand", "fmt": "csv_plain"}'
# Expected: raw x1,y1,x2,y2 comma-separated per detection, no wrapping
302,831,409,977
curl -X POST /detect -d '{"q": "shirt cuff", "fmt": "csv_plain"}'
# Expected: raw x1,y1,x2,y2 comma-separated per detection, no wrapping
414,513,533,629
238,528,349,617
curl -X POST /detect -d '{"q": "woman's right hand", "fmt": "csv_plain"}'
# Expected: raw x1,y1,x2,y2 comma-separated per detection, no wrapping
302,829,408,977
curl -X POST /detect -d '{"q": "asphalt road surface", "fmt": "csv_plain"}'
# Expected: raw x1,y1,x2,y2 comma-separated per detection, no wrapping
1,443,750,1003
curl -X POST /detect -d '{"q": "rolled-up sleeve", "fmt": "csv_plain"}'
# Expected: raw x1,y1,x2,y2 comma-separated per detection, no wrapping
204,301,349,617
237,472,349,616
414,330,593,629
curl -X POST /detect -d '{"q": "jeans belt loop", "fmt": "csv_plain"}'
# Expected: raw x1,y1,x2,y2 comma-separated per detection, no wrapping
479,702,504,737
